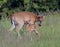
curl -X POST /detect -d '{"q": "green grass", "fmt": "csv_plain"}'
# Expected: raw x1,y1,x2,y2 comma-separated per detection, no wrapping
0,13,60,47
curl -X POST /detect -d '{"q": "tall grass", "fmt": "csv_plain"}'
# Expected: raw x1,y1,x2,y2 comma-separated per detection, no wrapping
0,12,60,47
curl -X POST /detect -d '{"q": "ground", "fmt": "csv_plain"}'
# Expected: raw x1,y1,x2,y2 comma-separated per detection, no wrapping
0,12,60,47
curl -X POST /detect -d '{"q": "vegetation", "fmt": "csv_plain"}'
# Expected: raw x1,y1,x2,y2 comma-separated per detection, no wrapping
0,0,60,47
0,12,60,47
0,0,60,19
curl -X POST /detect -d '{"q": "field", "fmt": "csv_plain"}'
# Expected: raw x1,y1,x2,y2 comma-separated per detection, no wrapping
0,12,60,47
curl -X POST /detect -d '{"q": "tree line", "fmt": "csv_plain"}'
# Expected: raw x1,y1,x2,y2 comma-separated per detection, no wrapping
0,0,60,19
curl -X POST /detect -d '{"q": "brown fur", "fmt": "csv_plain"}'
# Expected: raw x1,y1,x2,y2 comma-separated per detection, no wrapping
9,11,45,39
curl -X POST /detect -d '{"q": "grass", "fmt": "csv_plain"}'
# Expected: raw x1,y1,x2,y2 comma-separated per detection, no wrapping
0,12,60,47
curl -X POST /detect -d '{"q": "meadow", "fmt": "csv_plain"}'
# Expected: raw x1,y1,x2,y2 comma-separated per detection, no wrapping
0,12,60,47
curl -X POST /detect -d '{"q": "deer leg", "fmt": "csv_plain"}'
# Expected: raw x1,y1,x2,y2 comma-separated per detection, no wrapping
26,24,33,41
33,27,40,38
16,25,22,39
8,19,16,32
27,29,32,41
34,30,40,35
9,24,15,32
16,23,24,39
29,31,32,41
31,24,40,37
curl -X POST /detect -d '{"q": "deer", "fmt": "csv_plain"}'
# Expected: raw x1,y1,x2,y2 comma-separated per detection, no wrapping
9,11,45,40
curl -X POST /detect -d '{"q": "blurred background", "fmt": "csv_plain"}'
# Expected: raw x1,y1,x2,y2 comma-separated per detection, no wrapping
0,0,60,47
0,0,60,19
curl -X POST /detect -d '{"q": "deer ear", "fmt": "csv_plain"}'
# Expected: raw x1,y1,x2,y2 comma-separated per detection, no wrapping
41,15,45,18
37,16,40,19
37,16,43,19
37,16,45,20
